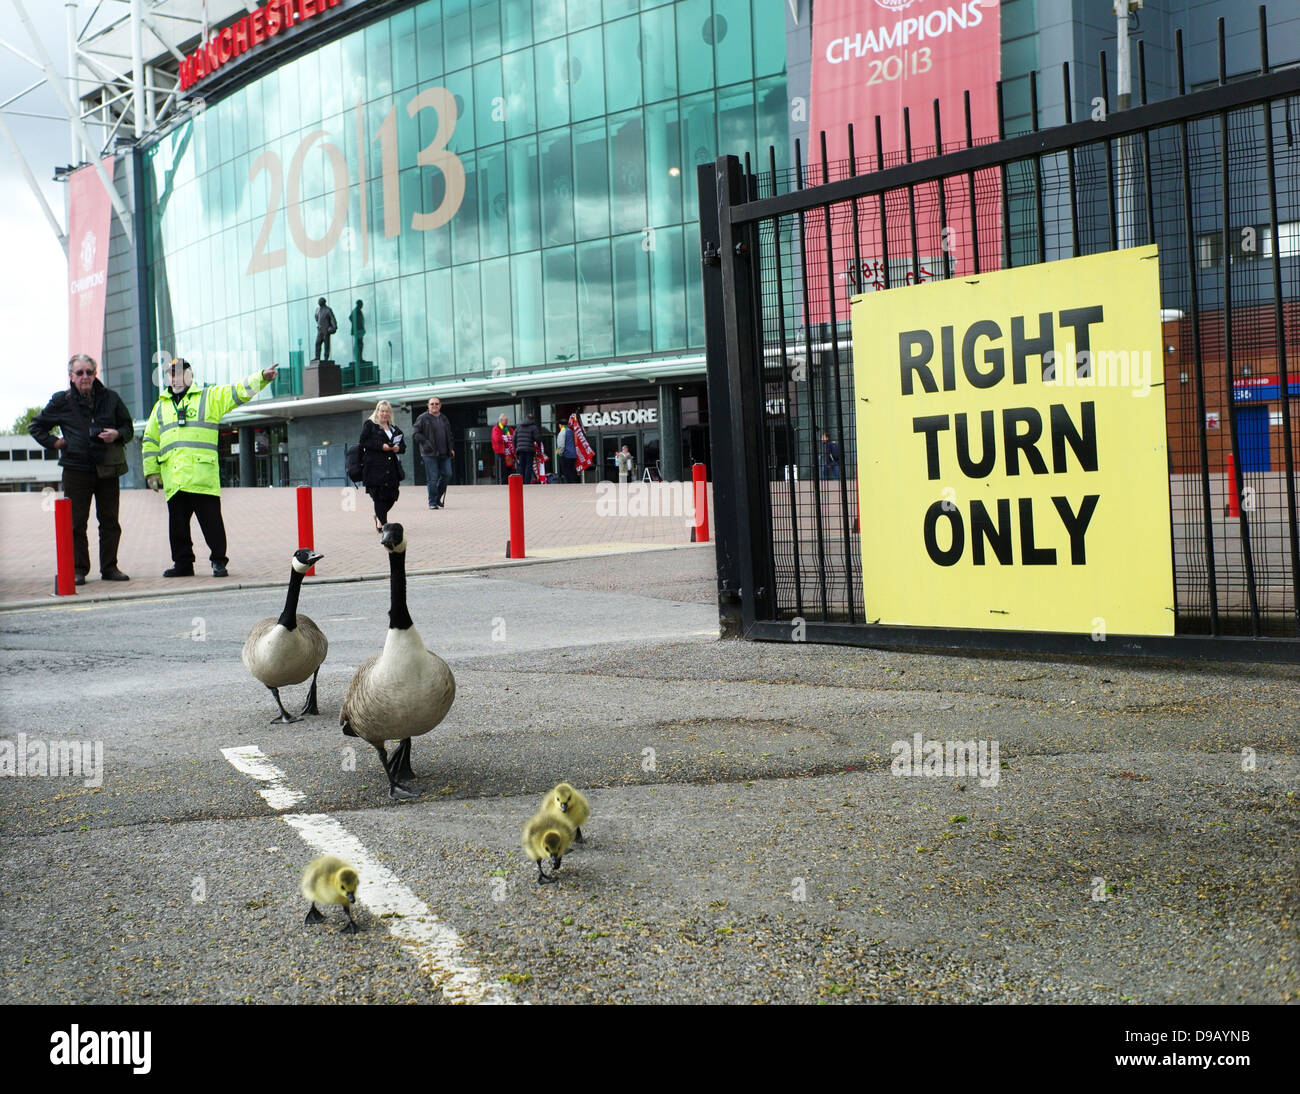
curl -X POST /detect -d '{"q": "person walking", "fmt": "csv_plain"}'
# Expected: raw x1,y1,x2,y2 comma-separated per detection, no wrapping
29,354,135,585
513,412,541,484
615,444,636,483
359,399,405,530
413,396,455,509
314,298,337,361
556,420,578,483
142,357,279,577
821,432,841,480
491,413,511,484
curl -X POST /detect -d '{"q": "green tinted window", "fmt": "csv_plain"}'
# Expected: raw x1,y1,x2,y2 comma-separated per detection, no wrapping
612,232,651,353
443,0,472,73
502,49,536,137
568,28,606,122
535,38,570,130
472,0,502,63
511,250,543,366
712,0,753,87
676,0,713,95
452,263,483,371
539,130,575,245
576,240,613,357
572,119,609,240
416,1,445,83
650,225,685,349
480,256,513,371
506,136,540,251
543,246,579,362
604,17,641,114
641,6,677,103
645,101,683,226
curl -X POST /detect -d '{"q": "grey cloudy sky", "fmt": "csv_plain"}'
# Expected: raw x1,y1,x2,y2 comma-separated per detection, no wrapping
0,0,91,430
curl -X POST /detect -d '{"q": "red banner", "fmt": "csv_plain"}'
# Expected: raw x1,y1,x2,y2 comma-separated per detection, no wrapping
808,0,1002,321
67,157,116,362
569,414,595,473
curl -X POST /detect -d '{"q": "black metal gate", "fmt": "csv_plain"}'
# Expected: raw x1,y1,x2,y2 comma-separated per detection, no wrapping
700,14,1299,662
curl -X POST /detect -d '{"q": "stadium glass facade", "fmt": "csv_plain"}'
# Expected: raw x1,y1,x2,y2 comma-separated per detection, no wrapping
143,0,788,484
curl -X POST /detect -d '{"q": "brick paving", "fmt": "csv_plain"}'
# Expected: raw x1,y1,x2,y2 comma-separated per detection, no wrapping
0,480,713,607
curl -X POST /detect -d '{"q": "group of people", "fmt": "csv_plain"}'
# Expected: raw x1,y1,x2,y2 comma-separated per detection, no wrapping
32,352,687,581
30,355,276,583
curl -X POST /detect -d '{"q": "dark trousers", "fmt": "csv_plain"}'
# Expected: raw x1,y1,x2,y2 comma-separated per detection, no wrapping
314,332,331,360
495,453,507,484
423,454,453,505
368,485,399,525
62,468,122,575
559,454,577,483
167,490,228,568
517,450,535,484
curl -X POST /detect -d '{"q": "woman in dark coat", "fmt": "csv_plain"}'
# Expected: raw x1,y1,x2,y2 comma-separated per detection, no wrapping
359,400,405,531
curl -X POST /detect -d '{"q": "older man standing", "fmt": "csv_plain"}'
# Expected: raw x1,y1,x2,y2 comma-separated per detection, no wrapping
29,354,135,585
413,396,455,509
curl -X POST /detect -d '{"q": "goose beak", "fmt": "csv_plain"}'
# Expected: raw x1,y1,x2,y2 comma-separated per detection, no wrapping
559,801,568,812
308,552,324,568
347,891,356,904
380,523,404,548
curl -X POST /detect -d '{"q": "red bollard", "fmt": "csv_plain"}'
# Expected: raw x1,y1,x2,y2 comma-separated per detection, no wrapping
296,485,316,575
507,474,525,558
54,497,76,596
1225,450,1240,518
692,463,709,544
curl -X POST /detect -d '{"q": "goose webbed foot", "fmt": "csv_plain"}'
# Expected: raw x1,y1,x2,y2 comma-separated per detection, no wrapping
298,670,321,718
373,742,417,800
270,688,300,724
341,905,360,933
573,827,585,844
305,903,325,924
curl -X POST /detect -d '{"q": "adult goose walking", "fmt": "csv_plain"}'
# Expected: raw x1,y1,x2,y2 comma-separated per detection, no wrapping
340,524,455,799
242,548,328,723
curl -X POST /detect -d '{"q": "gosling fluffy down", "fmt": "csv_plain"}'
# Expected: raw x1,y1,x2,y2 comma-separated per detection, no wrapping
300,854,361,933
521,809,576,884
540,781,589,844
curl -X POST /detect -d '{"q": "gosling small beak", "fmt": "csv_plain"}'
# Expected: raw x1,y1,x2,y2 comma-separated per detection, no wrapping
559,802,568,812
347,892,356,904
550,855,562,871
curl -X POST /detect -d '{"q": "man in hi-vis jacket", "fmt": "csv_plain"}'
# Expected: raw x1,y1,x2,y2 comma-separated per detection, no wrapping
142,357,278,577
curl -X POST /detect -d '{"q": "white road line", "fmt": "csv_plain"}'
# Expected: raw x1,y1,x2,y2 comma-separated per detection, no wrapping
281,812,515,1005
220,745,306,811
221,744,515,1006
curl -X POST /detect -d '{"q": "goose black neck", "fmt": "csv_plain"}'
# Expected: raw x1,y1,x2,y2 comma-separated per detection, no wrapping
388,548,413,630
278,567,306,629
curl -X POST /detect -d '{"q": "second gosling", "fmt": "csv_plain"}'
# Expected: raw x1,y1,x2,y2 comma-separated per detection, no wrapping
542,781,590,844
300,854,361,933
522,809,576,884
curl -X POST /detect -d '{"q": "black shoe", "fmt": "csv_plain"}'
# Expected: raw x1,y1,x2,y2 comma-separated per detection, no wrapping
101,568,130,582
212,564,229,578
163,566,194,578
74,571,87,586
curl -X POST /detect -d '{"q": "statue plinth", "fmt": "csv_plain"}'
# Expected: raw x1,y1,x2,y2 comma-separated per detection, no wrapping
303,359,341,398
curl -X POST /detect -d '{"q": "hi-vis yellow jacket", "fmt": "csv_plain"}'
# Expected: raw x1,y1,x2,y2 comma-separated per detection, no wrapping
142,372,271,499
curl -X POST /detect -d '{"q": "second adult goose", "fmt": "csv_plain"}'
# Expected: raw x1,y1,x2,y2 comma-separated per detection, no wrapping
340,524,455,799
242,548,328,723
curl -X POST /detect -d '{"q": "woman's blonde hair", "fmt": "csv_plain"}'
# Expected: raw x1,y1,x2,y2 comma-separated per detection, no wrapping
369,400,393,425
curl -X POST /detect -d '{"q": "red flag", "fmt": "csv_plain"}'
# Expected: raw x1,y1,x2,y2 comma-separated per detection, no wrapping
67,156,116,362
569,414,595,473
504,428,515,468
534,443,548,484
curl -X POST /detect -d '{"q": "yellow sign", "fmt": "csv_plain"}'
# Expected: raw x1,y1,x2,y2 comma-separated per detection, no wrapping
851,245,1173,635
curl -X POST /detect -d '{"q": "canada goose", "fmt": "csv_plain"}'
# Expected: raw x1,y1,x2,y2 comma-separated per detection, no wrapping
522,808,575,884
541,782,590,844
241,548,328,723
340,523,456,799
300,854,361,933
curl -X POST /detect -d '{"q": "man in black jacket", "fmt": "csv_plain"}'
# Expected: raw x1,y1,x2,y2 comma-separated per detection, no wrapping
412,396,456,508
29,354,134,585
513,413,542,484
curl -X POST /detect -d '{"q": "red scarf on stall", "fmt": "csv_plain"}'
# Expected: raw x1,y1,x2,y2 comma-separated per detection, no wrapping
569,414,595,473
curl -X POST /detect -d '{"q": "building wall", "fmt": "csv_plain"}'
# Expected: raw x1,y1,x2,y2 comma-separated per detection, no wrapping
141,0,789,398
